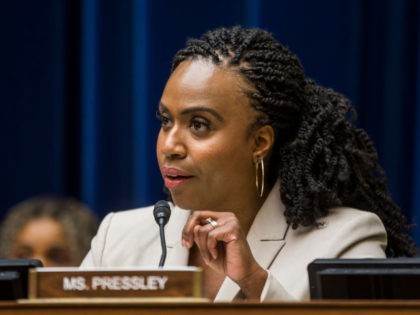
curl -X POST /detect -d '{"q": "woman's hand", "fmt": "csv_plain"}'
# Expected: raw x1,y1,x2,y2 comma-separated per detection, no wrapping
182,210,268,300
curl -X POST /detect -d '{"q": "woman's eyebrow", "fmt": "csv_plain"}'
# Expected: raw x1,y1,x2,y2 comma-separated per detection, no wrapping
181,106,224,122
159,102,224,122
158,102,169,112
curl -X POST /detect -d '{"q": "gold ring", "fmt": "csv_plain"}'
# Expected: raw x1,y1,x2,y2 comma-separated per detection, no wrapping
205,217,219,229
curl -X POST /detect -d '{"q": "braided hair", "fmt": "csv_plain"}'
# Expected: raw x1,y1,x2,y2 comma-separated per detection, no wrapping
172,26,415,257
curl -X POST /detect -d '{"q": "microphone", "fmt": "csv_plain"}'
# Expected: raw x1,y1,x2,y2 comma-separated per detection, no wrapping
153,200,171,267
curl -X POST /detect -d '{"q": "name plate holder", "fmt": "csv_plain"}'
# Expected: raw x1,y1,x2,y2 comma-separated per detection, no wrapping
28,267,203,299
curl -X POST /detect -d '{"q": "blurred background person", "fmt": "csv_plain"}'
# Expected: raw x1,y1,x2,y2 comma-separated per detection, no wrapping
0,196,98,267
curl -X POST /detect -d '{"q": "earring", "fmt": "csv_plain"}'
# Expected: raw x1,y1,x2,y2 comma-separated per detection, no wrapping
255,158,265,198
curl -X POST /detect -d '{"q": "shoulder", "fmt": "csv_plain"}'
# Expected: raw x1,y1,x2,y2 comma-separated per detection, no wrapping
103,203,190,228
91,205,157,255
321,206,384,230
292,206,385,236
80,206,154,267
85,203,190,266
322,207,387,244
105,205,155,227
91,206,155,241
96,203,192,242
306,206,387,257
288,206,387,258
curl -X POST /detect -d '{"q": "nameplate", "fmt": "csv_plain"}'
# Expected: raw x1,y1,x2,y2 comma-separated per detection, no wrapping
28,267,202,299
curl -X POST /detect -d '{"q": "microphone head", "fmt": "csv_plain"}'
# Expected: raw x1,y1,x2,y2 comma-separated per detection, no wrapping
153,200,171,226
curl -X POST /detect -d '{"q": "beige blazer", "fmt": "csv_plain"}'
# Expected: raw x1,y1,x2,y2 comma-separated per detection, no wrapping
81,181,387,301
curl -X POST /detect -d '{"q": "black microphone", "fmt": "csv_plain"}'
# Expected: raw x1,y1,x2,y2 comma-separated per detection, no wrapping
153,200,171,267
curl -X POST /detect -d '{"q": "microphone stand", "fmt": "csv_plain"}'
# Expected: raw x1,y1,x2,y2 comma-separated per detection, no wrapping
158,222,167,268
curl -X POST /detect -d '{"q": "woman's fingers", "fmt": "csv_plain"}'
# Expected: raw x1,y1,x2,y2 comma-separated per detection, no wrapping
181,210,267,298
183,211,240,264
206,221,239,260
193,223,213,263
207,229,219,260
182,211,226,248
182,211,209,247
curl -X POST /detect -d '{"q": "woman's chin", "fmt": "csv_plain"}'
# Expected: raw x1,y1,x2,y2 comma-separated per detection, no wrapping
171,195,205,211
172,199,197,210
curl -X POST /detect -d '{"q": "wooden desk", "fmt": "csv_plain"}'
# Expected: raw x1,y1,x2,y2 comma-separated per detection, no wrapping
1,299,420,315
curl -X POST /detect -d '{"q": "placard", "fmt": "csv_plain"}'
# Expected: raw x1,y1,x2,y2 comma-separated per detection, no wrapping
28,267,202,299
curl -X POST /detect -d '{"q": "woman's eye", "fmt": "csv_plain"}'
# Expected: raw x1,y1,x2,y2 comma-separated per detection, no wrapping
14,252,31,259
47,249,72,265
190,118,210,133
156,111,171,127
11,247,32,259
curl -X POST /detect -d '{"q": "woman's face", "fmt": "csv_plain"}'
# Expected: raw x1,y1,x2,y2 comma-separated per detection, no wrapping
10,217,75,267
157,59,261,211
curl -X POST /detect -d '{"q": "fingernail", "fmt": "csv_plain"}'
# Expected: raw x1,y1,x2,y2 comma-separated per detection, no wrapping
182,239,193,248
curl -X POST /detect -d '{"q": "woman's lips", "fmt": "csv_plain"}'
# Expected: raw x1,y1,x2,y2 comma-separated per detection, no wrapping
161,167,193,189
164,176,192,189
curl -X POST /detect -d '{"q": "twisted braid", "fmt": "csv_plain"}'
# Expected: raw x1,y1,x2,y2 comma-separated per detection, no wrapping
172,26,415,257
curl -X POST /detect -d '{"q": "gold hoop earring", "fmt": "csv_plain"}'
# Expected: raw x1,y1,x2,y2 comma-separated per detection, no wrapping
255,158,265,198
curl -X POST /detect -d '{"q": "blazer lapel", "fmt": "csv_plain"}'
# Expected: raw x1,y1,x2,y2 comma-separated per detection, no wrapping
215,180,288,301
163,206,191,266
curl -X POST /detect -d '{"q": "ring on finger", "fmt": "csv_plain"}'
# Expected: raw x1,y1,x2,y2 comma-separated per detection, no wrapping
205,217,219,229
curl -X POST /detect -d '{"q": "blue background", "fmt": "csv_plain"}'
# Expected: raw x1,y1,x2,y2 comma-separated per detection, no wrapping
1,0,420,244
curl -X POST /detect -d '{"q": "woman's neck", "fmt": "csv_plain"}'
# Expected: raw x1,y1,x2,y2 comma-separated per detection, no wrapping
231,181,274,235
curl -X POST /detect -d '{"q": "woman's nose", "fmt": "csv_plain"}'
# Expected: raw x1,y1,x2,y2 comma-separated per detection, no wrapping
159,127,187,159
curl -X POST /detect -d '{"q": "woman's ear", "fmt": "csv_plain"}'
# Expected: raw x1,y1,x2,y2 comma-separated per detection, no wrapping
252,125,275,161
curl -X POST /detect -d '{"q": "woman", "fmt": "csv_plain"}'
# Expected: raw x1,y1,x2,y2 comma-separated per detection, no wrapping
0,196,98,267
81,26,415,301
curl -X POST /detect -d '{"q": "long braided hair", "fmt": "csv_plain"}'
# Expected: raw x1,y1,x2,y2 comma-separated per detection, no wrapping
172,26,415,257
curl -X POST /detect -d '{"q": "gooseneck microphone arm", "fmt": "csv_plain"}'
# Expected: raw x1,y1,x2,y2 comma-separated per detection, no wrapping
158,224,167,267
153,200,171,268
